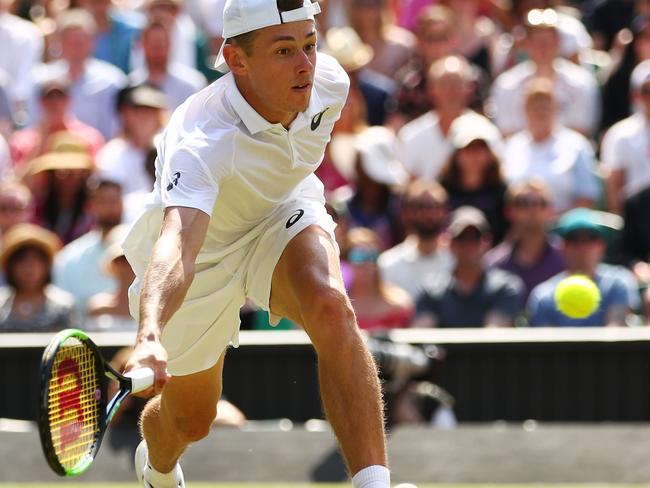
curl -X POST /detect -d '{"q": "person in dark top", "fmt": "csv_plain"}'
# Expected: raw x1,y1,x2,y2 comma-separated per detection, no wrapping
438,115,508,244
485,180,565,303
413,206,524,328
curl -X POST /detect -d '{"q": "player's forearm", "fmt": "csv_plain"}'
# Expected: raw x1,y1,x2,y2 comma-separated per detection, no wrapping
137,234,196,342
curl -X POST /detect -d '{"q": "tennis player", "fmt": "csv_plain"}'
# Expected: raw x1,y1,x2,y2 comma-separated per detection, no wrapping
122,0,390,487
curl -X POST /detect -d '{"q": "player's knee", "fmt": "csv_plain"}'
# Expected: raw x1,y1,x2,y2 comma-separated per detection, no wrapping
301,286,358,346
170,408,216,443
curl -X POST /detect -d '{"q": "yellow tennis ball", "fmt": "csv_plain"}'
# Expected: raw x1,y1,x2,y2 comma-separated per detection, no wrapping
554,274,601,319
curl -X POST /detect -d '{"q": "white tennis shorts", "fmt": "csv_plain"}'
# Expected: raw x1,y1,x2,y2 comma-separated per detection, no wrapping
128,197,336,376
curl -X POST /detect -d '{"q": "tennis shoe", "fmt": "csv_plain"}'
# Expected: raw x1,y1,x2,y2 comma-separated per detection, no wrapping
135,440,185,488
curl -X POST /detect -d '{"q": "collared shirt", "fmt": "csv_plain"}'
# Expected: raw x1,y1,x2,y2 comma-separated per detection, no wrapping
490,58,600,135
378,235,455,300
601,112,650,200
502,126,601,212
527,264,640,327
124,53,349,277
397,109,497,180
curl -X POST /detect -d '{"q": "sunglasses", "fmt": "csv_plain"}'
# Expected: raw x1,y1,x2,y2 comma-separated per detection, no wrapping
564,232,601,244
453,230,483,243
348,248,379,264
512,196,548,208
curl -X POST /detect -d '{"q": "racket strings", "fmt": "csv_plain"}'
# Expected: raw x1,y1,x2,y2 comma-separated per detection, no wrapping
47,339,101,469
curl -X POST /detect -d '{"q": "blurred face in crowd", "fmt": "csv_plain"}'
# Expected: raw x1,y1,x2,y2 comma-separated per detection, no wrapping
121,105,162,148
562,231,606,274
417,19,456,66
507,189,553,233
0,188,32,234
638,82,650,118
455,140,493,180
428,64,473,112
88,184,123,231
451,226,490,267
525,27,560,67
142,24,170,70
402,190,447,239
82,0,111,20
347,234,381,289
54,169,89,197
40,89,70,123
525,92,555,137
148,0,179,28
60,26,94,65
634,25,650,62
8,247,50,294
350,0,385,34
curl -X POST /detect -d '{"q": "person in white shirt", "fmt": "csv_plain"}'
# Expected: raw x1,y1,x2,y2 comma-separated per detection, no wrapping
129,20,207,111
502,77,601,213
398,54,497,181
32,9,127,139
0,1,43,114
123,1,391,488
378,179,454,300
602,59,650,215
490,8,599,137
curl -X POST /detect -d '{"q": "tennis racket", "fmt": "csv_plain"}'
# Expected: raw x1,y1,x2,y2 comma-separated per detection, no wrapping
38,328,154,477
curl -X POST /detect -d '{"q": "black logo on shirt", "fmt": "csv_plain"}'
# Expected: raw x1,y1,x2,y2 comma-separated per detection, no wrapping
310,108,329,131
286,209,305,228
166,172,181,191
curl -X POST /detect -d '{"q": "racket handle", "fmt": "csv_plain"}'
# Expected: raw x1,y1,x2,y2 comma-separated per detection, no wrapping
125,368,155,393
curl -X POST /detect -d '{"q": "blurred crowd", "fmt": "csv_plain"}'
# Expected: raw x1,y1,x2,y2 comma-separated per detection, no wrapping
0,0,649,332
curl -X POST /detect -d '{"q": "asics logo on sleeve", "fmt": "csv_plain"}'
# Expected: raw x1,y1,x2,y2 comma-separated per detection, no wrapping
310,108,329,131
286,209,305,228
166,172,181,191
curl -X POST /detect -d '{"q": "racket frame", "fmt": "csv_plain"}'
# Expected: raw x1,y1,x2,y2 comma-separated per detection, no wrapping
38,328,135,477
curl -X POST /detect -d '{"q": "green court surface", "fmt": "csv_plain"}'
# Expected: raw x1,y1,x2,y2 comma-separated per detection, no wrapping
3,485,650,488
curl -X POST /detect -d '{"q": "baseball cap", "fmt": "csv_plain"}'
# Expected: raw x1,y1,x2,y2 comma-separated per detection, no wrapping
354,126,408,186
553,207,607,238
117,84,167,110
214,0,321,73
449,114,502,154
448,206,489,239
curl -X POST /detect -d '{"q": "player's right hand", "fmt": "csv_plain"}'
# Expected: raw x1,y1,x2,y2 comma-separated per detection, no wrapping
124,337,170,396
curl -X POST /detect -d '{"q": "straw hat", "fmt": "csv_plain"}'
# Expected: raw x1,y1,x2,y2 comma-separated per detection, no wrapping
0,223,61,271
27,132,93,175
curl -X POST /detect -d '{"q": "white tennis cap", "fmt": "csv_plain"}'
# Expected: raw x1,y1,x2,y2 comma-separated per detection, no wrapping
214,0,321,73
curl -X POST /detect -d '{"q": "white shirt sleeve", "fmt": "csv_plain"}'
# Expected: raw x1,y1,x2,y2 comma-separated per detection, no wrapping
161,146,220,216
600,124,626,171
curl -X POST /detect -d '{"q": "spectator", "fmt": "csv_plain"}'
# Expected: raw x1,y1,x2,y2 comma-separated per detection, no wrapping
528,207,640,327
490,8,600,136
413,206,524,328
0,73,14,137
620,185,650,288
53,178,123,316
323,26,395,126
130,21,207,111
27,132,95,243
348,0,416,79
0,223,78,332
486,180,566,303
583,0,635,51
80,0,142,73
392,5,458,123
87,224,136,330
378,179,454,301
33,9,128,139
345,227,413,331
438,114,508,244
602,59,650,215
502,77,601,212
333,126,408,249
10,76,104,169
96,84,165,200
0,0,43,116
398,55,496,181
600,16,650,131
0,181,33,238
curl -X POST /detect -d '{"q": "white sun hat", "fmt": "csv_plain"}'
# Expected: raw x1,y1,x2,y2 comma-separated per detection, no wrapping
214,0,321,73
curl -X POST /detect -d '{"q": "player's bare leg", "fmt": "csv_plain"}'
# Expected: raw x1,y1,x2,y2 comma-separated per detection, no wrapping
270,225,388,480
138,354,225,477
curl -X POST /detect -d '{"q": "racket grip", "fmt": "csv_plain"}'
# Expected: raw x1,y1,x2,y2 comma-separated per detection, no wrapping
125,368,155,393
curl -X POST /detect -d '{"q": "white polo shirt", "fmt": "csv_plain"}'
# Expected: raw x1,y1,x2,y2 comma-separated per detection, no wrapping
490,58,600,136
397,109,494,181
124,52,349,277
601,112,650,200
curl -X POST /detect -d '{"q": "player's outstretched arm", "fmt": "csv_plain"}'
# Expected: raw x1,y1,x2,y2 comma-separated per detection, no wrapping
126,206,210,394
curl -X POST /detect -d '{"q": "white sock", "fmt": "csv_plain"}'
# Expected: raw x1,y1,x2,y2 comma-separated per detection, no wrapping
145,462,183,488
352,465,391,488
